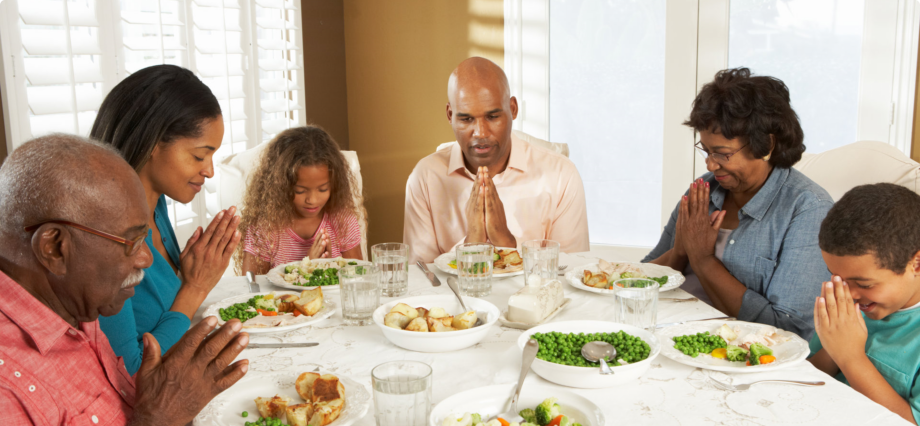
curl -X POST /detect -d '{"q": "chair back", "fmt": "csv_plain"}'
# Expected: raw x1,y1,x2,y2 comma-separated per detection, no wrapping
793,141,920,201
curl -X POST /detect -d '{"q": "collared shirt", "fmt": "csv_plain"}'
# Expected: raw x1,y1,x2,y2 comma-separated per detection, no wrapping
0,270,136,425
643,167,834,339
99,195,190,375
403,134,590,263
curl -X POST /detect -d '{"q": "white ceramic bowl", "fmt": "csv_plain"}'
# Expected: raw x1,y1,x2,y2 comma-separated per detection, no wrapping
429,383,605,426
373,295,500,353
517,320,661,388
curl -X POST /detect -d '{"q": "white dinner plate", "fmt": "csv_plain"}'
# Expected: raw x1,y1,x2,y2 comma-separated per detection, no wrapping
430,383,605,426
203,291,336,335
564,262,685,293
266,258,371,291
656,320,810,373
433,248,523,277
194,370,370,426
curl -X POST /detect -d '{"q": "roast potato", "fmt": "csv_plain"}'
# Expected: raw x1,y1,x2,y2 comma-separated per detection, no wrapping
285,403,314,426
294,287,324,316
405,317,429,332
389,303,419,320
451,311,478,330
254,395,291,419
426,307,448,318
384,312,411,329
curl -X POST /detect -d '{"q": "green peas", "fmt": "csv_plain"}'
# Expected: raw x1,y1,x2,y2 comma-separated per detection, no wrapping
531,331,651,368
242,411,248,418
672,331,727,357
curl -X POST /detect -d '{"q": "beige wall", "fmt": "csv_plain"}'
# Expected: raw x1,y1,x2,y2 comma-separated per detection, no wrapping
302,0,350,149
343,0,503,246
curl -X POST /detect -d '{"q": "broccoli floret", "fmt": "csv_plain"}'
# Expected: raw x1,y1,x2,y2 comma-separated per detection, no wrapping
725,345,748,362
519,409,537,424
253,297,275,311
650,276,668,286
749,342,773,365
534,398,561,426
470,413,482,425
284,265,296,274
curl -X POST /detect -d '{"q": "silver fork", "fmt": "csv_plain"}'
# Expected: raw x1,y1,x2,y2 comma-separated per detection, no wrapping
712,379,825,391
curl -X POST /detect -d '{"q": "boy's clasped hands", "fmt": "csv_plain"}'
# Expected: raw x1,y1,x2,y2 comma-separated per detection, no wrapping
813,276,868,369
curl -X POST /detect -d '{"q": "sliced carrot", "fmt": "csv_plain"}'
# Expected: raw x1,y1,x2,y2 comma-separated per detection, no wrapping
548,416,564,426
746,360,751,366
292,310,302,317
498,418,509,426
256,309,278,316
759,355,776,365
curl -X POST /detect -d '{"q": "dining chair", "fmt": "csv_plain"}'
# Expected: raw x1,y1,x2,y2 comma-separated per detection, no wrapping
793,141,920,201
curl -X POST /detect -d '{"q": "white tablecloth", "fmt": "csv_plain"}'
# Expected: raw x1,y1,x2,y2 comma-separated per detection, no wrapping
194,251,910,426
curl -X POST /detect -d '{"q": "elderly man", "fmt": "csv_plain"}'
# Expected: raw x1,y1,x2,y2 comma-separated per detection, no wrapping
404,57,589,263
0,135,249,425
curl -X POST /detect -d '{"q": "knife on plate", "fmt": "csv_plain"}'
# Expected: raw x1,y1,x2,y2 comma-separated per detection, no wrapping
416,261,441,287
247,342,319,349
655,316,735,329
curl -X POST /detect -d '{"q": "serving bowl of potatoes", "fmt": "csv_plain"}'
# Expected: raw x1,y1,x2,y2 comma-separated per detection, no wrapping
372,295,500,353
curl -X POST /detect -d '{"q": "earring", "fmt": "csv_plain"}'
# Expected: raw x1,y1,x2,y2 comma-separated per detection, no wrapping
763,154,771,162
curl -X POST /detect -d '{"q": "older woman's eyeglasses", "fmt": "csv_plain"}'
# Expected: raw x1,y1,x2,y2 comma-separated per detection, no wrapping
24,220,147,256
695,141,750,164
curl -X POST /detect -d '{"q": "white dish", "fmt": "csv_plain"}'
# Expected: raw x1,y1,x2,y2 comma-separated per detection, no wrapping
433,248,524,277
498,298,571,330
656,320,810,373
203,291,336,335
517,320,661,389
373,295,500,353
429,383,605,426
194,370,370,426
565,261,685,293
266,258,371,291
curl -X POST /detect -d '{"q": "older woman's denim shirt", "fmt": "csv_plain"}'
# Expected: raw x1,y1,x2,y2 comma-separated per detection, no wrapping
642,167,833,339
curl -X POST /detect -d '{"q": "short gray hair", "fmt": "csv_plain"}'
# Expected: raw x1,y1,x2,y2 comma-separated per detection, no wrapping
0,134,126,241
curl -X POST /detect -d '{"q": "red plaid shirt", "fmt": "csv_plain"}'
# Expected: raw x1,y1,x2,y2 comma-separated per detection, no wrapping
0,270,136,425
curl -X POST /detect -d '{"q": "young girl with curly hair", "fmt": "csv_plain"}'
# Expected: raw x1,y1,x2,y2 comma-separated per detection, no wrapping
236,126,363,275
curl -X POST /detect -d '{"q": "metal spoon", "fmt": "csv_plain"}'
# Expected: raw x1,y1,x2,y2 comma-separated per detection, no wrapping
446,276,483,327
489,338,540,422
581,341,617,375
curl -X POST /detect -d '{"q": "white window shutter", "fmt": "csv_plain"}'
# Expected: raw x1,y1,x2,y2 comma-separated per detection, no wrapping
0,0,307,243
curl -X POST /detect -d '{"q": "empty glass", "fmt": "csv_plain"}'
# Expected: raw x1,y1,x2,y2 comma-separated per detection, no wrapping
522,239,560,283
372,243,410,297
455,243,493,297
338,265,380,326
372,361,432,426
613,278,659,332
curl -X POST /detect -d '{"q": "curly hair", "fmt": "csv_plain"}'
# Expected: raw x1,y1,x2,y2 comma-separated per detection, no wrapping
684,67,806,168
233,126,362,273
819,183,920,273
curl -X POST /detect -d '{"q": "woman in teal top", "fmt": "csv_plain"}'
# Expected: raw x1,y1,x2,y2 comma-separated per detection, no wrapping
92,65,241,374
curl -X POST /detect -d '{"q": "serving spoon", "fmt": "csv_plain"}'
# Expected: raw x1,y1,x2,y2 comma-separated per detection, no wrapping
446,276,484,327
488,338,540,423
581,341,617,375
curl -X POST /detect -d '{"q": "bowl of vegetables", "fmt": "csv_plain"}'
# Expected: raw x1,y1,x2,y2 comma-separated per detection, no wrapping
373,295,500,353
430,384,604,426
517,320,660,388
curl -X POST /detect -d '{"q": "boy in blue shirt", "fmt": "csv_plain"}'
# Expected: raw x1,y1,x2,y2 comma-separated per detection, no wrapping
808,183,920,425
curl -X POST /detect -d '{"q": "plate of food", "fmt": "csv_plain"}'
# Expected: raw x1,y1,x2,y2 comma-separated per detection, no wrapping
434,247,524,276
266,257,371,291
656,320,810,373
194,369,370,426
203,289,335,334
564,259,685,293
430,384,604,426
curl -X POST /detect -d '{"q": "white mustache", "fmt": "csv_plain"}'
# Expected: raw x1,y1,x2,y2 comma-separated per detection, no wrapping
121,270,145,289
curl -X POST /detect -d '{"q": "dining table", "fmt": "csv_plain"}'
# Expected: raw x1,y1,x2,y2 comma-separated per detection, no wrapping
193,249,912,426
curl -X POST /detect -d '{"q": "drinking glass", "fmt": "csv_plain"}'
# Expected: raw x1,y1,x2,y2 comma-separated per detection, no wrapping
338,265,380,326
372,243,410,297
522,239,560,284
372,361,432,426
455,243,493,297
613,278,659,332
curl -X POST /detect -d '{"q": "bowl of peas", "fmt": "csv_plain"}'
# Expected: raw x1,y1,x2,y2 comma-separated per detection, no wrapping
517,320,660,388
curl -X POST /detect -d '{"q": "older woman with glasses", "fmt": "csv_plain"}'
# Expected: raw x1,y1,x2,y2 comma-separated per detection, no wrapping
643,68,833,339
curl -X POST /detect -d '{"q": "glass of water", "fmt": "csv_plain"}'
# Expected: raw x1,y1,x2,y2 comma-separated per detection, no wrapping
522,239,560,283
372,243,410,297
613,278,659,332
338,265,380,326
372,360,432,426
455,243,493,297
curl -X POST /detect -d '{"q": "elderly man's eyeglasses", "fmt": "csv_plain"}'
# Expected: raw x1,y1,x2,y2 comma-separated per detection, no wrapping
24,220,147,256
695,141,749,164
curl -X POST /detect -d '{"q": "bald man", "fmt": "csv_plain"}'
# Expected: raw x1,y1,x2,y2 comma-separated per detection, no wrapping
0,134,248,426
404,57,589,263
